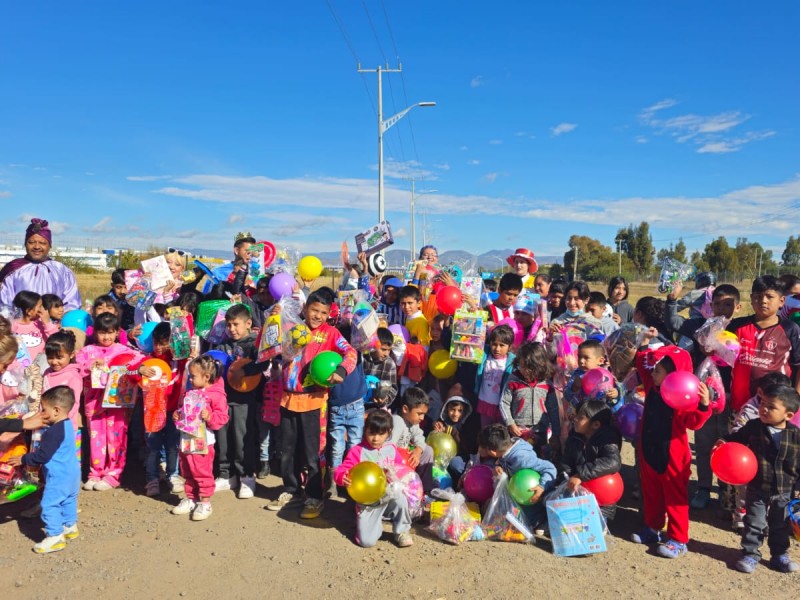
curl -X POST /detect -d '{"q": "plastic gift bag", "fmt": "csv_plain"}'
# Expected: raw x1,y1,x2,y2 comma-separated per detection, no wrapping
602,323,646,381
545,482,607,556
196,300,232,339
695,357,726,413
657,258,696,294
385,463,425,520
350,301,380,352
481,473,535,543
278,298,307,361
694,316,740,367
428,488,482,544
168,309,192,360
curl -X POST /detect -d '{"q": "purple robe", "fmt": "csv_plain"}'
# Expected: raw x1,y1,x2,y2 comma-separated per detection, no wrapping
0,260,81,310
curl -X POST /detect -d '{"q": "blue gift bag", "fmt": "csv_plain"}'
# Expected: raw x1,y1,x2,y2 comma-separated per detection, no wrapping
546,491,607,557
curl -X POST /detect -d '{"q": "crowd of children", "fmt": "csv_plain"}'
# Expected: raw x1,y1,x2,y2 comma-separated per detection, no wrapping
1,240,799,574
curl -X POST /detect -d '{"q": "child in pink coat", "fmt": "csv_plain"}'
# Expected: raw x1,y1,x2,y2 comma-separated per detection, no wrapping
171,355,229,521
12,290,59,362
76,313,144,490
43,330,84,460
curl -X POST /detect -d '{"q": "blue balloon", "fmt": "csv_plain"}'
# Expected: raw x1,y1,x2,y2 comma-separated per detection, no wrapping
61,309,92,332
137,321,159,353
205,350,232,377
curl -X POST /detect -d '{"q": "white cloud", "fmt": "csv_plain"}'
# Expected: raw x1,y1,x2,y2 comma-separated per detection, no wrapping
459,146,469,151
227,214,244,224
393,228,407,238
483,172,498,183
697,130,776,154
127,175,172,182
0,191,11,199
470,75,485,88
467,159,480,166
551,123,578,136
635,136,648,144
433,163,450,171
370,158,436,180
87,217,113,232
489,139,503,145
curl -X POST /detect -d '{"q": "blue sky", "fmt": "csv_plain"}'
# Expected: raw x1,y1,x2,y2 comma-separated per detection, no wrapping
1,2,798,260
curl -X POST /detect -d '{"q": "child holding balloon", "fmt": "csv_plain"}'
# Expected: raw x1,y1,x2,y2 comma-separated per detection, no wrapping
631,341,711,558
334,410,414,548
723,382,800,573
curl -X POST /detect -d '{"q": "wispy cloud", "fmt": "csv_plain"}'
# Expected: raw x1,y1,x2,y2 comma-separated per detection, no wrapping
470,75,485,88
0,191,11,199
459,145,469,151
433,163,450,171
638,99,774,153
126,175,172,182
551,123,578,136
87,217,113,232
635,136,648,144
483,172,498,183
467,159,480,166
227,214,244,224
370,158,436,180
489,139,503,145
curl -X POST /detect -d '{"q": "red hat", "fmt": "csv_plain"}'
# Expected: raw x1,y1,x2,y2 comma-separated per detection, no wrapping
506,248,538,272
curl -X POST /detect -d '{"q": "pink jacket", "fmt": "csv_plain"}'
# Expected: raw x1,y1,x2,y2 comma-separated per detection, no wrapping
43,363,83,428
333,441,405,487
76,343,145,408
12,319,59,361
192,378,229,431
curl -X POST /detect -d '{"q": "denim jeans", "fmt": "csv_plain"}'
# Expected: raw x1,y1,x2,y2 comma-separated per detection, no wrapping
145,416,179,482
327,400,365,470
258,419,275,462
741,490,791,560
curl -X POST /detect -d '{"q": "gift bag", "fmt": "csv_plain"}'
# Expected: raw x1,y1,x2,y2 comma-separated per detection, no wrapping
481,473,535,543
279,298,307,361
428,488,482,545
546,483,607,556
385,463,425,520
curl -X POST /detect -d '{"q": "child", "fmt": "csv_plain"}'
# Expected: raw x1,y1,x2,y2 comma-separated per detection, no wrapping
499,341,560,458
268,289,357,518
633,296,672,344
377,277,405,326
140,322,185,497
433,395,472,448
7,386,80,553
475,324,515,427
547,280,566,320
334,410,413,548
108,268,135,332
564,340,623,412
389,387,434,489
513,292,544,344
12,290,58,361
398,285,430,394
478,423,557,525
726,383,800,573
76,312,143,490
586,291,618,336
41,294,65,326
362,327,398,411
561,400,622,519
171,355,229,521
607,276,634,324
87,295,130,346
631,340,711,558
211,304,262,499
533,274,552,301
676,271,716,319
43,331,83,455
549,281,603,331
487,273,523,323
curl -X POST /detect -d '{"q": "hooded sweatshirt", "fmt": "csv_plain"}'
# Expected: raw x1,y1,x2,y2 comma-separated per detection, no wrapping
43,363,83,428
438,396,473,432
378,277,405,326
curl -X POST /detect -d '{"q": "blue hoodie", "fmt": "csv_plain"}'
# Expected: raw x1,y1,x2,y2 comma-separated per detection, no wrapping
498,439,557,492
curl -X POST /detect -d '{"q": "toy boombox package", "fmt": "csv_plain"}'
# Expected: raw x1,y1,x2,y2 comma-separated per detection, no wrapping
450,309,488,363
355,221,394,256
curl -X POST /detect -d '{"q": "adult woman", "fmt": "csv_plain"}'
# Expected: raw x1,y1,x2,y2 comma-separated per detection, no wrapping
0,218,80,310
505,248,538,289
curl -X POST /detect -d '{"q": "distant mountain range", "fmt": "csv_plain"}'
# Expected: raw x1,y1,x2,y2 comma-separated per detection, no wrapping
187,246,563,270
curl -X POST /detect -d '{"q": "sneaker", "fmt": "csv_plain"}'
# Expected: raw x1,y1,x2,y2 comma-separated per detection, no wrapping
631,527,661,545
171,498,196,515
238,476,256,499
191,502,213,521
657,539,688,559
33,534,66,554
735,555,759,573
93,480,112,492
145,479,161,497
83,478,100,491
63,524,79,540
257,462,271,480
300,498,324,519
20,503,42,519
214,477,231,492
733,508,746,531
690,488,711,510
394,532,413,547
769,554,799,573
266,492,301,511
169,476,184,495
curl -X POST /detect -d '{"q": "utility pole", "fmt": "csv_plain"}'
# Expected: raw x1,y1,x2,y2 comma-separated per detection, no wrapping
616,238,622,275
572,246,578,281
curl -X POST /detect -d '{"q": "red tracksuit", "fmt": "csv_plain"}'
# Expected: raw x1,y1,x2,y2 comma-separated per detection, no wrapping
636,346,710,544
179,378,229,501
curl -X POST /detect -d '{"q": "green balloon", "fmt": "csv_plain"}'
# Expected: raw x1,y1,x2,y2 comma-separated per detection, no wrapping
508,469,541,505
309,351,343,387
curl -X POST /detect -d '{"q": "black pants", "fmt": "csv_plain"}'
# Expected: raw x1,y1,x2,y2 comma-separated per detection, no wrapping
215,402,258,480
279,407,322,499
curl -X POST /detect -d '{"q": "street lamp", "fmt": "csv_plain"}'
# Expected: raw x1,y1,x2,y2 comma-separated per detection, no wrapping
378,101,436,223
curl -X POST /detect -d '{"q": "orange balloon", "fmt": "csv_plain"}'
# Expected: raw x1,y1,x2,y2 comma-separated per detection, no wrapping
227,358,263,392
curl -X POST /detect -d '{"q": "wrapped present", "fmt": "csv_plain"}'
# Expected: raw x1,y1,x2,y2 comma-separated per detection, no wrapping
429,489,482,544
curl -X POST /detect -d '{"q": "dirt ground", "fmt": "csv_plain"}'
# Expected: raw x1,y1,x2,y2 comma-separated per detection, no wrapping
2,440,798,600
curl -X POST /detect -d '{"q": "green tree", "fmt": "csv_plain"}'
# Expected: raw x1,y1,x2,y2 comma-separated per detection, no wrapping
782,235,800,267
616,221,656,277
702,237,738,275
690,250,710,272
674,238,687,263
564,235,618,281
734,238,777,278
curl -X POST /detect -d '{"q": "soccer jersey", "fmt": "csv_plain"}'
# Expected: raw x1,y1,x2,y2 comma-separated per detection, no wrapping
728,316,800,412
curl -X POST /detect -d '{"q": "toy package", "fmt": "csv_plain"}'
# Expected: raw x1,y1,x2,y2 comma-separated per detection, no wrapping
257,312,283,363
196,300,232,339
125,273,157,311
140,255,174,290
278,298,307,361
603,323,646,381
459,276,483,307
350,301,380,352
428,488,483,545
248,242,267,282
355,220,394,255
657,257,696,294
167,309,192,360
0,435,38,505
481,473,535,543
450,309,488,363
175,390,208,454
337,289,370,323
385,463,425,520
102,366,139,409
545,483,607,557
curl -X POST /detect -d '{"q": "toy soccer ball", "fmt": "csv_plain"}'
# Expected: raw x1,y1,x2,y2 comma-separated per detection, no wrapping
289,324,311,348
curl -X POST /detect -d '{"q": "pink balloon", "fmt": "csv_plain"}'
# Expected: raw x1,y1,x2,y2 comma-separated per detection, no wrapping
496,318,523,347
660,371,701,410
462,464,494,503
581,368,616,399
269,272,296,300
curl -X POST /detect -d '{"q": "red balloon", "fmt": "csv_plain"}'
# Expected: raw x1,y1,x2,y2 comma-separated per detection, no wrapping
436,286,463,316
582,472,624,506
710,442,758,486
660,371,701,410
108,353,137,368
462,464,495,503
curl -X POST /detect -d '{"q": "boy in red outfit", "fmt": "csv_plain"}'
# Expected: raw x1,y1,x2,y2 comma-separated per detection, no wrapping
631,337,711,558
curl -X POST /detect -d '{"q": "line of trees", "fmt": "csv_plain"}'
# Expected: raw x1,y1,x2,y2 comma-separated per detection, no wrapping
552,221,791,283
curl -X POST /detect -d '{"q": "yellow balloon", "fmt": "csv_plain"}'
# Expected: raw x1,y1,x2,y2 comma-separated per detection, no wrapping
297,255,323,280
347,461,387,505
428,349,458,379
426,431,458,464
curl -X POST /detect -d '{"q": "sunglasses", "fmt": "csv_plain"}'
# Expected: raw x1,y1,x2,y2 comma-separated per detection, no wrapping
168,247,191,257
